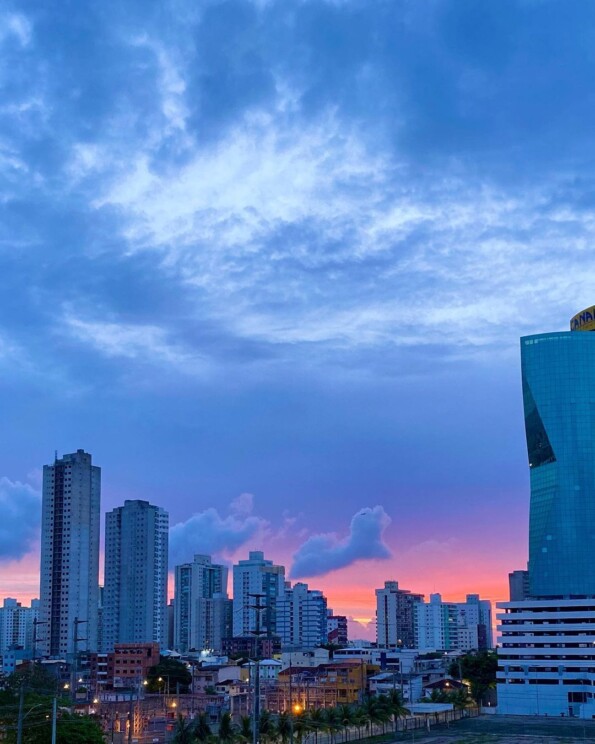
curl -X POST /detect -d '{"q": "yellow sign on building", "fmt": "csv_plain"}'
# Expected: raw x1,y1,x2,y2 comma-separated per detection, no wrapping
570,306,595,331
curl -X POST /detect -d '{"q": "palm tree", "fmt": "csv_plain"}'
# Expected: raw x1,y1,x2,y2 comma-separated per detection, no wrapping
322,706,341,744
219,711,235,743
195,711,212,742
351,706,368,740
308,708,325,744
362,696,386,737
336,704,354,742
172,714,197,744
292,711,309,744
239,715,253,742
276,711,292,744
383,689,409,734
259,709,276,743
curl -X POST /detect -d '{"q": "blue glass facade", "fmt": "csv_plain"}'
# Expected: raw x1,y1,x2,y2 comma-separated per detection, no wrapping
522,331,595,597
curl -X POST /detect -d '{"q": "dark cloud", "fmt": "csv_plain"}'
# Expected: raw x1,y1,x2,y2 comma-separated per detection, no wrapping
0,477,41,560
290,506,392,579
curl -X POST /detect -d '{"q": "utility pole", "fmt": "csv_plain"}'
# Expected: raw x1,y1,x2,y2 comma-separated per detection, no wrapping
127,687,135,744
248,593,268,744
51,696,57,744
16,683,24,744
71,616,87,699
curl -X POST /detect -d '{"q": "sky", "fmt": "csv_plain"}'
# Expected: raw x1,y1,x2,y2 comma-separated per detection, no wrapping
2,0,595,639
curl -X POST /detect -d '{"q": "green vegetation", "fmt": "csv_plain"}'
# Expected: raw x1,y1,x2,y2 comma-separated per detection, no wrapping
146,655,193,693
0,668,103,744
172,691,413,743
448,651,498,705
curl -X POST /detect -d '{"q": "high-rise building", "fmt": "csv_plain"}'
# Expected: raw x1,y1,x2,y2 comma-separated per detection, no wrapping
415,593,492,651
40,449,100,656
508,569,530,601
232,551,285,637
498,307,595,717
375,580,423,649
0,598,39,655
173,554,230,654
276,582,328,649
522,312,595,597
327,610,348,646
103,500,168,651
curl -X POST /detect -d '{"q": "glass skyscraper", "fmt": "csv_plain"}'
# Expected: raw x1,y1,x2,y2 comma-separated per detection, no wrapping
522,309,595,597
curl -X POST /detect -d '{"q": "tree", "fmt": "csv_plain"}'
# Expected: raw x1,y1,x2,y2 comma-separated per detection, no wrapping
383,689,409,733
172,714,197,744
447,688,473,711
276,711,292,744
6,665,60,696
53,713,105,744
448,652,497,705
238,715,253,742
292,711,309,744
258,709,276,743
322,707,341,744
427,689,447,704
146,656,192,693
307,708,325,744
351,706,368,740
219,711,235,743
336,704,354,742
362,696,387,736
2,707,104,744
195,712,212,742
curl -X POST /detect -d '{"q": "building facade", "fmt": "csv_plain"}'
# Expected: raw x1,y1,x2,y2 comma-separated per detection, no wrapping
375,580,423,649
0,598,39,655
103,500,169,651
327,610,348,646
174,554,230,654
418,594,495,652
232,551,285,637
522,324,595,597
39,449,100,656
498,598,595,717
111,642,160,689
498,308,595,717
509,569,530,601
276,582,328,649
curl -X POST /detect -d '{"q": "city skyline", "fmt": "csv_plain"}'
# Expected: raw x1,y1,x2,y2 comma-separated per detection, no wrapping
5,0,595,637
4,447,498,643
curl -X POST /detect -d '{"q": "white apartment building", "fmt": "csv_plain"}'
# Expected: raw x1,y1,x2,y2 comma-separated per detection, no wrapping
498,598,595,718
174,554,231,654
376,580,424,649
276,582,328,649
40,450,100,656
103,500,168,651
232,551,285,637
415,593,492,652
0,598,39,655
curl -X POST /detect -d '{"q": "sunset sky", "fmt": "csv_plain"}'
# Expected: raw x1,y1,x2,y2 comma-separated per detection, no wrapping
2,0,595,640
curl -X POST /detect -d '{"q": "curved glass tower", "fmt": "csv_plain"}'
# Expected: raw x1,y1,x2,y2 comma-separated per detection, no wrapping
522,315,595,597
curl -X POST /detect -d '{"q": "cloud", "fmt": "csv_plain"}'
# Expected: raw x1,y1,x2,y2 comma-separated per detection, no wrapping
230,492,254,515
0,477,41,560
291,505,391,578
169,501,268,565
0,13,32,47
62,313,209,374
